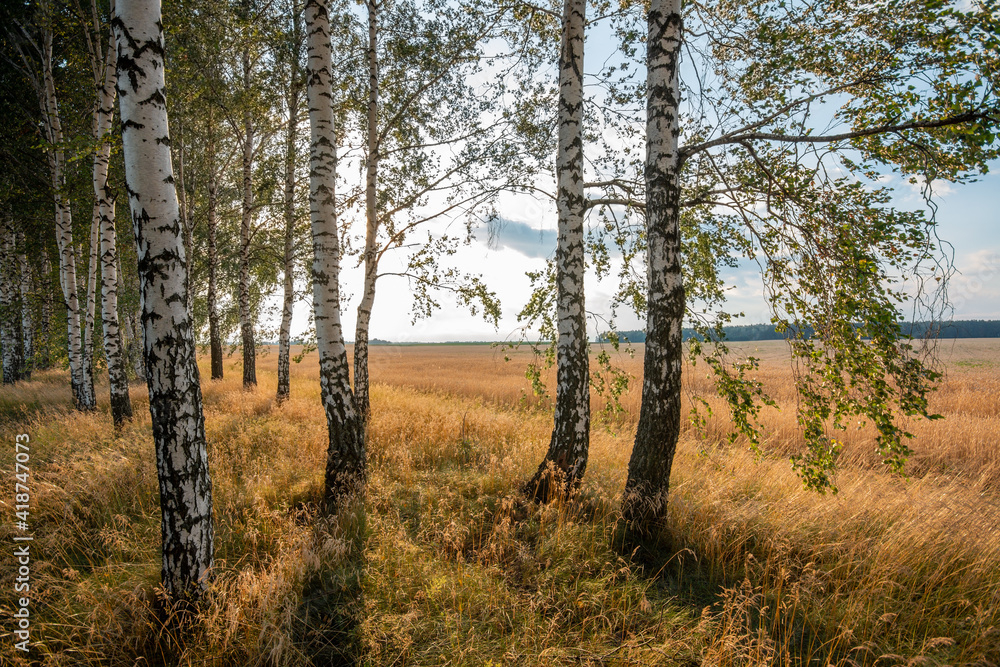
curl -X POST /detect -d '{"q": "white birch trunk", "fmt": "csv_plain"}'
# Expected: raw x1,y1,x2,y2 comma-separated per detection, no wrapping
176,119,194,319
39,250,53,370
91,2,132,426
305,0,366,507
277,7,303,404
1,216,17,385
206,112,223,380
100,198,134,427
17,229,32,380
353,0,380,423
41,16,91,409
126,308,146,381
83,46,101,407
239,46,257,390
114,0,214,600
622,0,686,532
83,200,100,406
528,0,590,501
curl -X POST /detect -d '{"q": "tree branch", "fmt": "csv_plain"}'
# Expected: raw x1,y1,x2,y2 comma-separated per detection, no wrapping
683,108,997,158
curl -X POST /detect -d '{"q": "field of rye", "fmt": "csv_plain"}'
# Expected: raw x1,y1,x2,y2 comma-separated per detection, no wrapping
1,339,998,666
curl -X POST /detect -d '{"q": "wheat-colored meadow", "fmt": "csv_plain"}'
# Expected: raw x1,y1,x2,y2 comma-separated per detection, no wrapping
0,339,998,666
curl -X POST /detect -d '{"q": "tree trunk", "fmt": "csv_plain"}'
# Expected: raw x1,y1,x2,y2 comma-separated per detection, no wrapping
126,308,146,381
239,46,257,390
17,229,32,380
99,200,133,427
277,6,303,404
92,14,133,427
1,215,17,384
305,0,366,508
38,250,52,370
176,119,195,318
114,0,214,601
206,115,224,381
528,0,590,502
83,209,100,407
621,0,686,533
353,0,380,423
41,17,91,409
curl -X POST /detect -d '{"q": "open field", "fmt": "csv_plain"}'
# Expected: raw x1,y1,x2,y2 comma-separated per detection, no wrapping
363,339,1000,490
1,339,999,665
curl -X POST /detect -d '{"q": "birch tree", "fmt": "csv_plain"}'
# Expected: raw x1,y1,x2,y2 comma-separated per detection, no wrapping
80,0,133,426
165,0,238,382
619,0,684,529
527,0,590,501
354,0,379,420
224,0,283,391
304,0,366,506
350,0,539,421
13,0,97,410
114,0,214,598
81,201,99,408
615,0,1000,533
276,0,305,403
0,215,18,384
16,228,32,380
237,29,259,390
205,110,226,380
38,250,55,371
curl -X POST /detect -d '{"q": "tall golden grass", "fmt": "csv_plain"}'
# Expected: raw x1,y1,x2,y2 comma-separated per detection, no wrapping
0,339,997,665
361,340,1000,490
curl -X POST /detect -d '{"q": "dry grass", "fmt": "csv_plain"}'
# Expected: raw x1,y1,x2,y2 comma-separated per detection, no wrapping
359,340,1000,491
0,340,998,666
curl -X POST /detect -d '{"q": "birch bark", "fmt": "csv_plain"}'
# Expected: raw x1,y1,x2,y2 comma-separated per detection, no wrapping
90,0,133,426
17,229,32,380
239,45,257,390
83,198,99,407
621,0,686,532
39,250,52,370
206,112,224,380
40,9,92,409
277,6,303,404
176,119,194,318
305,0,366,507
353,0,379,423
99,179,133,426
1,216,17,385
528,0,590,501
114,0,214,599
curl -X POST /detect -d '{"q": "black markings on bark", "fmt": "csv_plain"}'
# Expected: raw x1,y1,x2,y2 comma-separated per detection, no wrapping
141,89,167,107
305,0,367,511
114,0,214,603
622,0,686,535
528,0,590,503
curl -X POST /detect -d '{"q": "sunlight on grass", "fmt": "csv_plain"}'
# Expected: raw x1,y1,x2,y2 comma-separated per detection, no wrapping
0,341,997,665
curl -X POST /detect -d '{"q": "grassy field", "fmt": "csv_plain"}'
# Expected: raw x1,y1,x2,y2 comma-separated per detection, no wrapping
1,339,998,666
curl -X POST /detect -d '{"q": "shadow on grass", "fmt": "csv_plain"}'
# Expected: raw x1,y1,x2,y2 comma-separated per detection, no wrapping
293,506,367,667
611,518,846,665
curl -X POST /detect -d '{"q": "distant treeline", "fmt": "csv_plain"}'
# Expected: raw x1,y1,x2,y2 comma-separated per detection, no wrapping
601,320,1000,343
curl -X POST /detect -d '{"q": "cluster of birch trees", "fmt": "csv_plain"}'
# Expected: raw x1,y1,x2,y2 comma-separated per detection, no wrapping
2,0,998,605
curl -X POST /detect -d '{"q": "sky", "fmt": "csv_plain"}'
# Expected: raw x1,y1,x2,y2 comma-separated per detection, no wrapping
274,8,1000,344
272,166,999,344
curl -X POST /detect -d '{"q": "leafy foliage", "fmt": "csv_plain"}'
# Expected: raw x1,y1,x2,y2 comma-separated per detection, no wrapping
521,0,998,490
